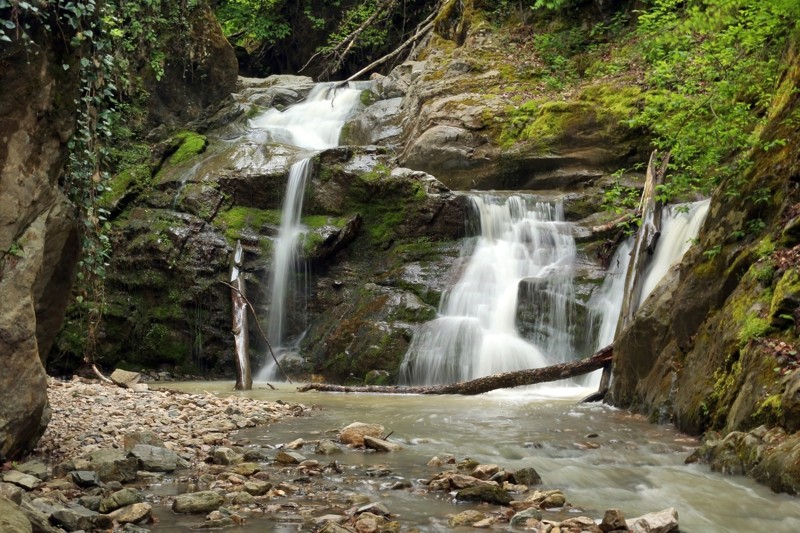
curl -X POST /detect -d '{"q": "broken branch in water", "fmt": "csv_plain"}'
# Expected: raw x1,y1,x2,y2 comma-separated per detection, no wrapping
297,344,613,395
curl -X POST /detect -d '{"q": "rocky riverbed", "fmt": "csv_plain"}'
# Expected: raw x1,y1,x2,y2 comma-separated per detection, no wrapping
0,378,680,532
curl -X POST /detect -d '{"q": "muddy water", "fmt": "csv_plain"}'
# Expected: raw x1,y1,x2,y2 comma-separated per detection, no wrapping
154,382,800,532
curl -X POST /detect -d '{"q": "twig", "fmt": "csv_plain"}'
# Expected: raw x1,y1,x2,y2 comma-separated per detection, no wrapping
219,280,293,384
91,364,113,384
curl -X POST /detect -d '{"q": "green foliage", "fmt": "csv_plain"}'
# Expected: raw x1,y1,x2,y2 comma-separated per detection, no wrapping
632,0,800,201
215,0,291,47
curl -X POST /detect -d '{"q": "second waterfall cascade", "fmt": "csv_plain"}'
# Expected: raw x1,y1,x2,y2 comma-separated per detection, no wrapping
251,83,362,380
401,194,711,387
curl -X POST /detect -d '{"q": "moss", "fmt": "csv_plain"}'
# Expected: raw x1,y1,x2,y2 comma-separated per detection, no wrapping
752,394,784,425
302,231,324,255
738,316,772,347
770,268,800,328
167,131,208,166
754,236,776,259
215,206,281,242
302,214,347,229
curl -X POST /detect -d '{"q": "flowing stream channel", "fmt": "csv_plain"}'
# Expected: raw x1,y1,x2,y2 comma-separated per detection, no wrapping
157,382,800,532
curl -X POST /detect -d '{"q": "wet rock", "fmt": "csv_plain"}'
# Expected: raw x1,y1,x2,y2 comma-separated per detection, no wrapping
315,439,343,455
513,467,543,486
455,485,512,505
276,451,306,464
232,462,260,476
363,436,401,452
70,470,99,488
213,447,244,466
0,482,24,504
129,443,179,472
428,471,497,491
243,448,271,462
0,495,32,533
1,471,41,491
339,423,385,447
356,501,391,517
510,508,544,528
77,495,101,512
318,521,354,533
471,464,500,480
285,438,305,450
18,500,64,533
172,490,224,513
627,507,678,533
108,502,152,525
99,488,142,513
561,516,603,532
231,491,255,505
354,511,399,533
83,449,138,482
243,480,272,496
51,502,109,531
600,509,628,531
448,509,486,527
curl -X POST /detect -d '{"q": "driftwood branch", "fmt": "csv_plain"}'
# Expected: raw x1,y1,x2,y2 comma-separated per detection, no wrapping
297,344,613,395
345,13,437,82
219,280,293,384
91,364,114,384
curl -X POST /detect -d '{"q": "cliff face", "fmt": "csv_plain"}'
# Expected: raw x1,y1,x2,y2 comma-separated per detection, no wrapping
0,30,81,460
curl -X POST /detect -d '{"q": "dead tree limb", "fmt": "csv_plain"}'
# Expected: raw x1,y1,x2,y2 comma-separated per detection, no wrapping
297,344,612,395
230,240,252,390
345,14,437,82
219,280,292,384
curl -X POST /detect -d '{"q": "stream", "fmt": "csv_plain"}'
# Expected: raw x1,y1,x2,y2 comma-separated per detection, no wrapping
154,382,800,532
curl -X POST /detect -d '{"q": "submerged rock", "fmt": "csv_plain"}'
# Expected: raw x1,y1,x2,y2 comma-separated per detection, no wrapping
454,485,512,505
172,490,224,514
339,423,385,447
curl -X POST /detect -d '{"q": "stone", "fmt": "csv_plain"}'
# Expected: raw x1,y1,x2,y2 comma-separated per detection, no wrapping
129,444,179,472
108,502,152,525
123,431,165,450
232,462,260,476
99,488,143,513
243,481,272,496
315,439,342,455
0,482,24,504
275,451,306,464
627,508,679,533
561,516,603,532
600,509,628,532
509,508,544,528
70,470,100,488
354,512,388,533
455,485,512,505
513,467,543,486
0,495,32,533
84,449,138,482
339,422,385,446
18,500,64,533
356,501,391,517
448,510,486,527
110,369,142,388
14,460,48,481
285,438,304,449
231,491,255,505
213,447,244,466
363,436,402,452
51,502,104,531
317,521,353,533
172,491,225,513
471,464,499,480
1,471,40,491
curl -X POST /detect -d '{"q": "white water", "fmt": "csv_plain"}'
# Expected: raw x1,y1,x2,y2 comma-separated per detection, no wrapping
400,195,577,385
587,199,711,351
251,83,362,380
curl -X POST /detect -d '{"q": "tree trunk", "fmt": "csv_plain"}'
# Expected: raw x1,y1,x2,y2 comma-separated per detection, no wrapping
595,150,668,396
230,240,252,391
297,344,612,395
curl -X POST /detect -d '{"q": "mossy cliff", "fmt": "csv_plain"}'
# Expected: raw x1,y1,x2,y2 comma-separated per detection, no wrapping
608,44,800,493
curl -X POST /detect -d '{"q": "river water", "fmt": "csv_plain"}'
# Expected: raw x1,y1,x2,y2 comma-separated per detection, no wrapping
155,382,800,532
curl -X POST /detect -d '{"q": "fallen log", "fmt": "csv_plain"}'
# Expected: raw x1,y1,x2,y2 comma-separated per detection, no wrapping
297,344,612,395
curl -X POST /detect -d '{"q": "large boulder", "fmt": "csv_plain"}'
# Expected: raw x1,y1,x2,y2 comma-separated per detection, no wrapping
0,13,81,461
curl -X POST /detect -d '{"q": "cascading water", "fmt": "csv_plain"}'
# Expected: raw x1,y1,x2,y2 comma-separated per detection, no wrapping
587,199,711,350
250,83,363,380
400,194,578,385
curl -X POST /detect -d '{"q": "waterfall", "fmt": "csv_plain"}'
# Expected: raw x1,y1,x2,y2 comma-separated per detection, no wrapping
587,199,711,350
400,194,578,385
251,83,362,380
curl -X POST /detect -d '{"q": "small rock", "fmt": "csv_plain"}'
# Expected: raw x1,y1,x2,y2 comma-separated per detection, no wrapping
275,451,306,464
14,461,48,481
356,501,391,517
513,467,543,486
0,495,32,533
426,456,443,467
243,481,272,496
0,481,25,504
99,488,142,513
2,471,40,491
232,462,260,476
448,509,486,527
627,507,679,533
110,369,142,388
561,516,602,532
231,492,255,505
363,435,402,452
83,449,138,482
129,444,179,472
108,502,152,525
471,464,499,480
213,447,244,466
317,521,353,533
600,509,628,532
122,431,164,450
285,438,304,450
172,491,224,514
455,485,512,505
315,439,342,455
510,508,543,528
339,422,384,446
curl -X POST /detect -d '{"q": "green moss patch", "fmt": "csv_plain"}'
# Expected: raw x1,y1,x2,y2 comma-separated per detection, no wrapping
215,206,281,242
166,131,208,166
